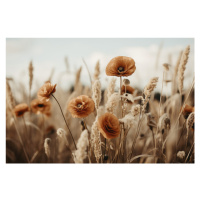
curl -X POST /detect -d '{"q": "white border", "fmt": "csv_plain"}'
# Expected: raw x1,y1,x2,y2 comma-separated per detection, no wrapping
0,1,199,200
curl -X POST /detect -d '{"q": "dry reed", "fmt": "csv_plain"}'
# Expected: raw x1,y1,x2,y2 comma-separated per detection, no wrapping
74,129,89,163
178,45,190,95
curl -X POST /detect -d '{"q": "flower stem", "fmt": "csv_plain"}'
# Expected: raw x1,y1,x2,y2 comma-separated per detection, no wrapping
185,142,194,163
82,118,92,162
13,117,30,163
51,94,77,150
119,76,125,162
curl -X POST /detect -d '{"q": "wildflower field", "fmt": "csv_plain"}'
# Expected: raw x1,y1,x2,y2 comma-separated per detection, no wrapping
6,41,195,163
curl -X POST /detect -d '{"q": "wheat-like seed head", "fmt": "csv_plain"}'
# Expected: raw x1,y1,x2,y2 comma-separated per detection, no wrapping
75,67,82,91
158,113,170,132
119,113,135,129
186,112,194,131
106,93,120,114
44,138,51,158
177,151,185,160
107,78,116,100
174,51,183,77
57,128,66,138
131,104,141,116
178,45,190,94
93,60,100,81
163,63,170,71
74,129,89,163
6,80,15,109
29,61,34,91
92,80,101,109
91,116,102,162
142,77,159,112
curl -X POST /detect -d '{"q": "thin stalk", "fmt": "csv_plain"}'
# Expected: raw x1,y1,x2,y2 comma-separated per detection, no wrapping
62,135,74,163
174,79,194,129
185,142,194,163
162,78,194,150
158,71,165,119
22,116,30,149
154,70,165,161
13,117,30,163
82,58,92,86
28,89,32,144
104,139,106,155
22,116,28,136
129,114,144,161
51,94,77,150
120,77,124,117
82,118,92,162
42,114,45,141
104,138,107,163
119,76,125,162
128,104,143,161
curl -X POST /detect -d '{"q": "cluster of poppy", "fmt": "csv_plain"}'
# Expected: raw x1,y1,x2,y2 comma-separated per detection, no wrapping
13,55,194,141
12,81,55,117
67,56,136,139
12,56,136,140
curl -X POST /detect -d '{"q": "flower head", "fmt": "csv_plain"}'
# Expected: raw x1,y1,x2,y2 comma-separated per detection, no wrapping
67,95,95,118
121,85,135,95
37,81,57,102
177,151,185,160
123,78,130,86
106,56,136,77
31,99,51,117
182,104,194,119
97,112,120,139
13,103,29,117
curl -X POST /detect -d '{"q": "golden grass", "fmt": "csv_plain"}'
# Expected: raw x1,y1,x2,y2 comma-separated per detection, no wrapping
6,46,194,164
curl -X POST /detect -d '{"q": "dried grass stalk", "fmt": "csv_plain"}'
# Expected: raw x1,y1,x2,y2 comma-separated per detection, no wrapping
142,77,159,112
93,60,100,81
177,151,185,160
186,112,194,130
172,51,183,95
106,93,120,114
44,138,51,158
92,80,101,109
178,45,190,94
91,117,102,162
131,104,141,117
119,113,135,129
74,130,89,163
107,78,116,100
163,63,170,71
175,51,183,77
186,112,194,146
75,67,82,91
29,61,34,91
6,80,15,109
158,113,170,132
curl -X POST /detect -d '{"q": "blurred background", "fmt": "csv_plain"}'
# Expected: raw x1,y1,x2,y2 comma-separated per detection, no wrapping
6,38,194,100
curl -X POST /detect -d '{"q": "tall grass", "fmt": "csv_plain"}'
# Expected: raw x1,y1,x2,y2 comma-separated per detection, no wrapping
6,46,194,164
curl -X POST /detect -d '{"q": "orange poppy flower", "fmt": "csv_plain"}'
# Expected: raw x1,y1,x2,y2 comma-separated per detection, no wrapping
67,95,95,118
13,103,29,117
31,99,51,117
121,85,135,95
37,81,57,102
182,104,194,119
106,56,136,77
97,112,120,139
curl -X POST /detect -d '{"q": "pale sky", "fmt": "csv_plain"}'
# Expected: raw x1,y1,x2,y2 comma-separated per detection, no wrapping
6,38,194,97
